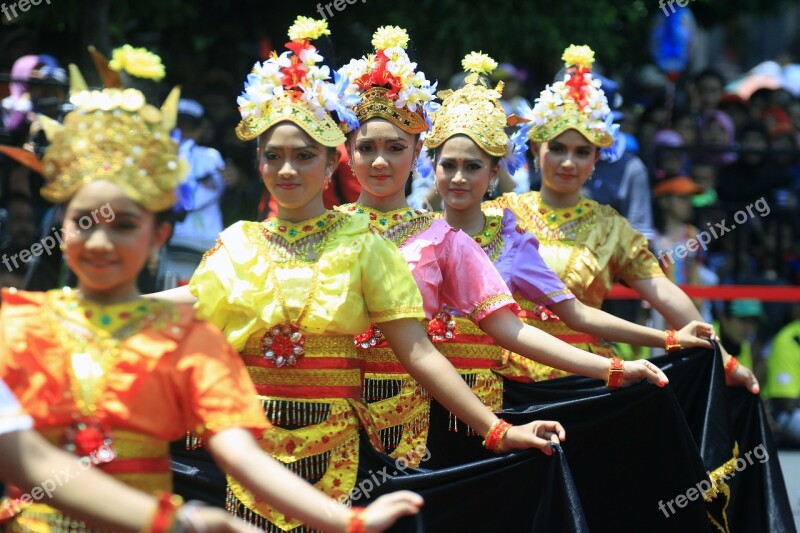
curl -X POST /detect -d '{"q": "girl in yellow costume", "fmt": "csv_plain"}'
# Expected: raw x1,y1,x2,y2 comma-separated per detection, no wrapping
486,45,759,393
338,29,669,464
0,59,423,533
429,53,716,384
162,17,568,533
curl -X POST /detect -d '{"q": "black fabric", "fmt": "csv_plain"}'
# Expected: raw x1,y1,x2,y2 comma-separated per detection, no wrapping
170,442,227,508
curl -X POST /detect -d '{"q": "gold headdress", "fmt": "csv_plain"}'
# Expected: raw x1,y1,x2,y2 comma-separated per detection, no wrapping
425,52,509,157
39,65,186,211
339,26,437,134
522,44,613,148
235,16,356,146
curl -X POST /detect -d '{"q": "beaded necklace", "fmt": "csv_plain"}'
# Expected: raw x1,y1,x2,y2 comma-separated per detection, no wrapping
47,288,176,460
343,204,433,248
258,211,342,366
469,213,505,262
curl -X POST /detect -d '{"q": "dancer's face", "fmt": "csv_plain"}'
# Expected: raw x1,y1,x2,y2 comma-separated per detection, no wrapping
348,118,421,202
63,180,170,304
258,122,337,219
435,135,499,212
535,129,600,196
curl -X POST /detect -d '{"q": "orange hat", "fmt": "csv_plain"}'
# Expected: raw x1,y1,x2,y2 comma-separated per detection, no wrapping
653,176,704,196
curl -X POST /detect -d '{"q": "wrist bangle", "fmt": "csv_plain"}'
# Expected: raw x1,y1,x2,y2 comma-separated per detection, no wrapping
482,418,513,453
606,357,625,388
347,507,366,533
144,492,184,533
664,329,681,353
724,356,740,377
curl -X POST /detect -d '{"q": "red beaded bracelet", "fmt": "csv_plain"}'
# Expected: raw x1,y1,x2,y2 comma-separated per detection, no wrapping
724,356,740,377
664,330,681,353
606,357,625,388
145,492,183,533
483,419,513,453
347,507,366,533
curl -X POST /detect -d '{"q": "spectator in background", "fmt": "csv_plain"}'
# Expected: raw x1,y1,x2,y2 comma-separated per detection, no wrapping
689,68,726,114
699,109,737,166
718,299,765,378
718,94,750,133
585,74,655,240
763,302,800,445
649,129,689,182
170,99,226,254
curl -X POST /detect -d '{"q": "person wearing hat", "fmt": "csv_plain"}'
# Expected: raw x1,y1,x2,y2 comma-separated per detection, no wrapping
718,299,765,375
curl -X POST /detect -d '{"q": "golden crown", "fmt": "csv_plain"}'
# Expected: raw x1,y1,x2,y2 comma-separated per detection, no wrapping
39,67,186,211
425,52,509,157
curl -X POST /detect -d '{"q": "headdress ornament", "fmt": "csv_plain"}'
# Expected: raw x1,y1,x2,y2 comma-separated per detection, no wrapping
339,26,438,134
424,52,530,173
235,16,357,146
38,65,186,211
521,44,613,148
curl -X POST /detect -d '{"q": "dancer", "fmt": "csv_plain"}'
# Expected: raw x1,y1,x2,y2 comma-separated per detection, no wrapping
486,45,758,392
337,28,669,462
0,61,422,533
428,52,716,383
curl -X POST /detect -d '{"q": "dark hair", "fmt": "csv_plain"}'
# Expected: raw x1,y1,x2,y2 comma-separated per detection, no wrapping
693,68,726,88
431,135,501,168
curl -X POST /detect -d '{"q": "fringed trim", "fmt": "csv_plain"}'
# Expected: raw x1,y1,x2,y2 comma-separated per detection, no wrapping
448,371,504,435
226,489,324,533
261,398,332,428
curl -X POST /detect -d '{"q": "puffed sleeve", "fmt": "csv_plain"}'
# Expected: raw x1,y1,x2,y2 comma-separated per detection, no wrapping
0,377,33,436
171,317,270,440
510,233,575,306
360,231,425,324
442,230,519,322
611,210,664,283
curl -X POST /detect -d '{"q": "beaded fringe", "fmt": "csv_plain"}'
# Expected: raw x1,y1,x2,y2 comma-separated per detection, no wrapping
226,488,324,533
261,398,331,428
363,378,403,402
380,411,430,455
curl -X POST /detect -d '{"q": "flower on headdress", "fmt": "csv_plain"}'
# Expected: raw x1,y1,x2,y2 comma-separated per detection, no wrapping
562,44,595,69
288,16,331,41
108,45,165,81
371,26,410,50
504,123,532,174
236,16,356,130
461,52,498,76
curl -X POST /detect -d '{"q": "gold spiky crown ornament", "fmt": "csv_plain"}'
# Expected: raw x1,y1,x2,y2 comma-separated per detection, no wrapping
39,65,186,212
522,44,613,148
235,16,358,146
425,52,510,157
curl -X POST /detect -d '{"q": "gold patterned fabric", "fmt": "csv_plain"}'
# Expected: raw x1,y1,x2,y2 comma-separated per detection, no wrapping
190,212,424,531
486,192,664,380
0,288,269,531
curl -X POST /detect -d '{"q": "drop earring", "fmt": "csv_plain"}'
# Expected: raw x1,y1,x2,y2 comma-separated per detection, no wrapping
148,250,160,277
533,158,540,173
488,178,498,195
323,168,333,190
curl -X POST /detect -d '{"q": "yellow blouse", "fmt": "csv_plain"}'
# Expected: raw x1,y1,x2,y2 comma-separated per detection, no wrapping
487,192,664,380
189,210,424,531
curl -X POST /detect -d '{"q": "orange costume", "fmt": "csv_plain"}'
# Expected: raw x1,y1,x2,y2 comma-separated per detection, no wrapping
0,287,269,532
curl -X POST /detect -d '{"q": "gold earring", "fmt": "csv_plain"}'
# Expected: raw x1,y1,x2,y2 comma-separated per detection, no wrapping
533,158,540,173
148,250,160,276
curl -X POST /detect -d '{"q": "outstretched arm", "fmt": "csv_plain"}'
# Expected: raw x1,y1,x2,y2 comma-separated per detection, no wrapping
628,276,759,393
208,428,423,533
146,285,197,304
379,318,566,454
552,299,715,350
480,307,669,387
0,429,255,533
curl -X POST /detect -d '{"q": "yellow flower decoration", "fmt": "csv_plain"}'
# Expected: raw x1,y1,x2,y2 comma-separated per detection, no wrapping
108,45,166,81
561,44,595,69
371,26,409,50
461,52,498,76
287,16,330,41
